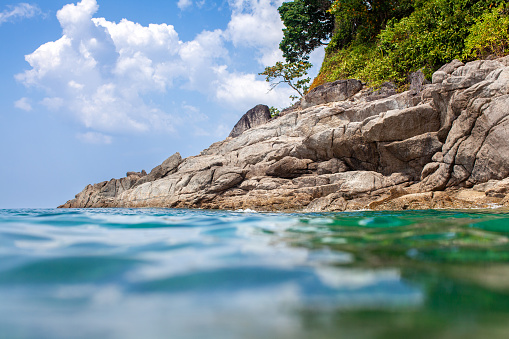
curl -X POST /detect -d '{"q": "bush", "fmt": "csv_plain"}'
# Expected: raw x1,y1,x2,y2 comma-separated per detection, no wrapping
464,4,509,59
314,0,509,89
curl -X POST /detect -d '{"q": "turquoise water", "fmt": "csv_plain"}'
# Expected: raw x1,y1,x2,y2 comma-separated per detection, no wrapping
2,208,509,339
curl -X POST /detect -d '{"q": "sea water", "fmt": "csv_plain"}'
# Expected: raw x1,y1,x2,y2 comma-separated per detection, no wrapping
1,208,509,339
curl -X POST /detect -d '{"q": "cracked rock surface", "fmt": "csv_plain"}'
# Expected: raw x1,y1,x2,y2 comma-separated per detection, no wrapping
60,57,509,211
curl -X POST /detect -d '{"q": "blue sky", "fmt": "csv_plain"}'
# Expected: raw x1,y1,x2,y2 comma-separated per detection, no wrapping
0,0,324,208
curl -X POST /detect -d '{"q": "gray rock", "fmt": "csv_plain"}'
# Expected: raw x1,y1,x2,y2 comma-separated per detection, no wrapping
301,79,362,108
60,56,509,212
266,156,313,178
364,82,397,102
229,104,272,138
384,132,442,163
361,104,441,142
134,152,182,187
438,59,465,74
432,71,447,84
316,158,348,175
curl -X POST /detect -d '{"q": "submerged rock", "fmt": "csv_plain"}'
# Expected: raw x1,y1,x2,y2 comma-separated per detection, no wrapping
60,57,509,211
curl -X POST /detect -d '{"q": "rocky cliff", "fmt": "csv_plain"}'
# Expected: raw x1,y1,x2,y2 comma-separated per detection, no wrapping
60,57,509,211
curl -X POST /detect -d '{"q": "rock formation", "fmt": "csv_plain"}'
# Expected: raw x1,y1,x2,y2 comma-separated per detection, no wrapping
60,57,509,211
228,104,272,138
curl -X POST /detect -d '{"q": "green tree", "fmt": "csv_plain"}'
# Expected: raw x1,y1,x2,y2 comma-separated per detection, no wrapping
259,61,312,101
279,0,335,62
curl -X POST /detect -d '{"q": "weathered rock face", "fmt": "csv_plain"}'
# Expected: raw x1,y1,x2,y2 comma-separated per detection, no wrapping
301,79,363,108
228,104,272,138
60,56,509,211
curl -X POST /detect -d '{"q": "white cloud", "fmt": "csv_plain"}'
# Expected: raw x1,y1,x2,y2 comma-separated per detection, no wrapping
177,0,193,10
214,66,292,108
76,131,112,144
0,3,41,24
57,0,98,31
14,97,32,111
16,0,312,138
225,0,284,66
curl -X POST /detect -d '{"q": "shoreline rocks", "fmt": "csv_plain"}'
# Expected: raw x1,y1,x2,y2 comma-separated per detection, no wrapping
60,57,509,212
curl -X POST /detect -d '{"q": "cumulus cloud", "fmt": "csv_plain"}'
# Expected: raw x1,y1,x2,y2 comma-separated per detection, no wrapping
214,66,292,108
0,3,41,24
14,97,32,111
225,0,284,66
16,0,304,140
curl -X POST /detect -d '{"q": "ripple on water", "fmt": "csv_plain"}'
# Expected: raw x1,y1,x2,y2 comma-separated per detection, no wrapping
1,208,509,339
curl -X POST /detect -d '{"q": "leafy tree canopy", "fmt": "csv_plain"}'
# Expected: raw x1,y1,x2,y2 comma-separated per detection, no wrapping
279,0,335,62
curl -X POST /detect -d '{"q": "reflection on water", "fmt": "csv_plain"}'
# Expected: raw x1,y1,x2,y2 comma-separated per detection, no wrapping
1,208,509,338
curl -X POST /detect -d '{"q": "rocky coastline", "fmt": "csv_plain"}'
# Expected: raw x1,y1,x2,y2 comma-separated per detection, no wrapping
60,57,509,212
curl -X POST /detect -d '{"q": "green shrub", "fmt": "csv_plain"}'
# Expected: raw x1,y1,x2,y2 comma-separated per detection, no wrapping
464,4,509,59
269,106,281,117
314,0,509,89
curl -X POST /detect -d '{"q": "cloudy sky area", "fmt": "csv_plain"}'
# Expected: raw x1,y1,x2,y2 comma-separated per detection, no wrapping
0,0,324,208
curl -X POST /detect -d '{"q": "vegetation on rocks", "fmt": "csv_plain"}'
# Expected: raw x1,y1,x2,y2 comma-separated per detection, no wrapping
311,0,509,89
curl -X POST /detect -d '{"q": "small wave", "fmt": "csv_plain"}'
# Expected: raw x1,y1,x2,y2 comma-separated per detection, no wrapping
235,208,258,213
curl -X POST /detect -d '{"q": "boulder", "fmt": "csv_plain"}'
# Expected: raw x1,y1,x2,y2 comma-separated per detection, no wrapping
384,132,443,163
228,104,272,138
301,79,362,108
361,104,441,142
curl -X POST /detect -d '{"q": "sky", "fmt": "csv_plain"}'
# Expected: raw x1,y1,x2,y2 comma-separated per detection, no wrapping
0,0,324,208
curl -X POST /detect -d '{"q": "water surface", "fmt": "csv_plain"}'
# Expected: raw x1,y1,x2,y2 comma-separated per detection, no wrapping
1,208,509,338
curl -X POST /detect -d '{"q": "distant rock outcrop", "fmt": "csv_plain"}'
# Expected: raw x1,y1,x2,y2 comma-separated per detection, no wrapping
60,57,509,211
228,104,272,138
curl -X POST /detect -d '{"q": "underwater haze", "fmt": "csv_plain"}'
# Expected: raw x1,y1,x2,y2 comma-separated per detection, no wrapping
1,208,509,339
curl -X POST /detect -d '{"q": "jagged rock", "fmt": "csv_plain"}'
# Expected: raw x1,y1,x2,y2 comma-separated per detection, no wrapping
60,57,509,211
134,152,182,187
127,171,146,177
228,104,272,138
438,59,465,74
301,79,363,108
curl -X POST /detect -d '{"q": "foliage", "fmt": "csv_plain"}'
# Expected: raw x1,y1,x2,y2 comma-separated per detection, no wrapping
327,0,414,51
259,61,312,101
269,106,281,117
464,4,509,59
314,0,509,90
278,0,335,62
